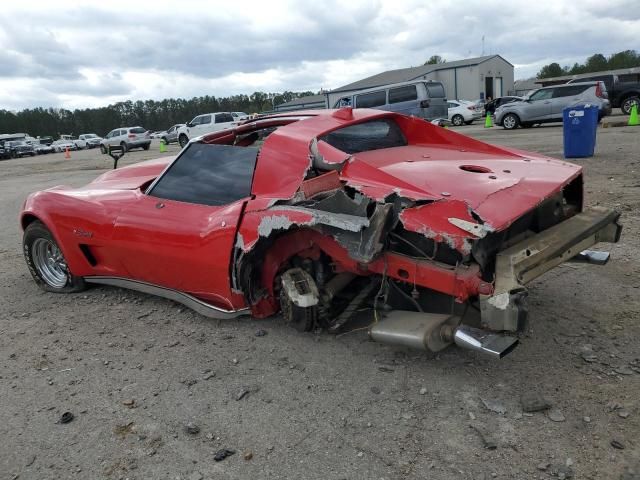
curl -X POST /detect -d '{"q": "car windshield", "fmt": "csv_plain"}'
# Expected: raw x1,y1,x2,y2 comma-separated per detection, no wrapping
130,127,147,134
84,134,97,138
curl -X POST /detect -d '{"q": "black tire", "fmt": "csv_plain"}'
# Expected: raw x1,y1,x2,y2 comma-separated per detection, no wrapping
23,221,86,293
502,113,520,130
178,134,189,148
621,96,639,115
11,151,17,159
120,142,128,153
30,152,36,156
280,288,317,332
143,143,150,150
451,114,464,126
100,145,107,154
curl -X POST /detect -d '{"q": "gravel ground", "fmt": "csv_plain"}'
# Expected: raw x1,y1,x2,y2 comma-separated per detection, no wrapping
1,128,639,480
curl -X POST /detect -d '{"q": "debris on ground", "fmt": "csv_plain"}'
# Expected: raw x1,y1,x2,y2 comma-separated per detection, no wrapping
520,393,552,412
243,451,253,461
122,399,135,408
547,408,566,422
370,386,381,394
469,424,498,449
58,412,74,424
480,397,506,415
185,422,200,435
213,448,236,461
255,329,268,337
610,439,625,450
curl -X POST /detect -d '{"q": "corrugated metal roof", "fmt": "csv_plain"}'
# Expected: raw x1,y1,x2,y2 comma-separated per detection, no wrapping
535,66,640,84
330,55,510,93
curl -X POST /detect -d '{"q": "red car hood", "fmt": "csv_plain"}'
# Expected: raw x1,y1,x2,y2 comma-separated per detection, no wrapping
341,144,581,231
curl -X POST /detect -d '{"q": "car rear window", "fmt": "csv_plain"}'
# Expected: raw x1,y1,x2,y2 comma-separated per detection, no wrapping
130,127,147,134
148,144,257,206
320,118,407,154
389,85,418,104
215,113,234,123
425,83,445,98
355,91,387,108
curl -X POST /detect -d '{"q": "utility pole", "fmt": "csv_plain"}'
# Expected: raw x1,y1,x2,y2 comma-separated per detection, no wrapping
482,35,485,56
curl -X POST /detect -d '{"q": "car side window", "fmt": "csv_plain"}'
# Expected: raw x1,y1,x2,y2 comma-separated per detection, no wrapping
199,115,212,125
389,85,418,104
148,144,258,207
529,89,554,101
215,113,234,123
553,85,589,98
447,102,458,108
355,91,387,108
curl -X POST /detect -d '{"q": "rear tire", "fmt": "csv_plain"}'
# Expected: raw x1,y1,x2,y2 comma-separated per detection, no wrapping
23,221,86,293
502,113,520,130
178,134,189,148
452,114,464,126
100,145,107,154
120,142,128,153
143,143,150,150
621,96,639,115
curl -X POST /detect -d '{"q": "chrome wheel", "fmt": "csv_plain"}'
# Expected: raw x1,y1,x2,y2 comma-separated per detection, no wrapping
32,238,68,288
502,114,518,130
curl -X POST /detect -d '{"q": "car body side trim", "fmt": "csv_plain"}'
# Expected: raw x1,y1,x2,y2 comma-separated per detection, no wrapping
84,276,249,319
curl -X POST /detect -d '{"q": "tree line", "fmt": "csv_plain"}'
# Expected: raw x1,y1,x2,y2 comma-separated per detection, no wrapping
0,90,317,138
537,50,640,79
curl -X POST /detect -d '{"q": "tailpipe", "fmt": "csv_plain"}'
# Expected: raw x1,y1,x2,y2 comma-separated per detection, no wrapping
451,325,519,359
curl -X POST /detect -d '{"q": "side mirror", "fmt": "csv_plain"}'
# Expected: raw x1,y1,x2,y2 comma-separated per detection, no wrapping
186,122,193,128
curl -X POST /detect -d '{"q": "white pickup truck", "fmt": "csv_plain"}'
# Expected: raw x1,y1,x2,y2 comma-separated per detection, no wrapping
177,112,236,148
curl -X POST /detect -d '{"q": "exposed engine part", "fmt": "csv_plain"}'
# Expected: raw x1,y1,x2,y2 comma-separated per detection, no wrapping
570,249,610,265
369,311,519,358
323,272,357,302
446,324,519,359
280,268,319,332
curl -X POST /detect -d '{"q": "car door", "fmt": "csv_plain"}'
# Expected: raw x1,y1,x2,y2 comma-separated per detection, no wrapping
549,85,590,119
110,143,258,309
214,113,235,132
524,88,554,120
192,115,212,137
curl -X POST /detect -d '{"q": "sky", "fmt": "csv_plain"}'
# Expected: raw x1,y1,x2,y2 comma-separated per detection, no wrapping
0,0,638,110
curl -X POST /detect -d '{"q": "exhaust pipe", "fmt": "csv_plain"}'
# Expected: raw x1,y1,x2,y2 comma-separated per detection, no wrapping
452,325,519,359
369,311,519,358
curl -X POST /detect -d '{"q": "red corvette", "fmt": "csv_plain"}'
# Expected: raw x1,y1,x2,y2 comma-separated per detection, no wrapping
21,108,621,358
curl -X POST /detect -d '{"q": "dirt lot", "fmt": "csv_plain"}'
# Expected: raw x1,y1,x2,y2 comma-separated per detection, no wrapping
1,127,639,480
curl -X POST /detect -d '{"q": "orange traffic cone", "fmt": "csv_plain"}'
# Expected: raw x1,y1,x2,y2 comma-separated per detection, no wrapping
64,147,71,159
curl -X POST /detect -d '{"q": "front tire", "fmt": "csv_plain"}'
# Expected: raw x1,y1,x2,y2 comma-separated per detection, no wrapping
621,96,639,115
100,145,107,154
120,142,128,153
143,143,150,150
23,221,86,293
502,113,520,130
451,114,464,126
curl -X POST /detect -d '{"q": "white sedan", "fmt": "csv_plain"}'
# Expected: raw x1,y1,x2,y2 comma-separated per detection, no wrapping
447,100,482,126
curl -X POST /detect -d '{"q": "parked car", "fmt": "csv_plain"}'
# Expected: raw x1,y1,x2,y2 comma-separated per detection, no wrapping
78,134,102,148
34,141,55,155
177,113,235,148
484,96,523,115
447,100,481,126
332,80,448,121
100,127,151,153
52,140,77,152
5,140,36,157
38,136,54,146
0,144,9,159
231,112,249,121
60,135,87,150
20,108,621,359
495,81,611,130
160,124,185,145
567,73,640,115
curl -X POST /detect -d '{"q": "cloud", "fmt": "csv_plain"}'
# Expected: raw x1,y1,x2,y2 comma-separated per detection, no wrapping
0,0,638,109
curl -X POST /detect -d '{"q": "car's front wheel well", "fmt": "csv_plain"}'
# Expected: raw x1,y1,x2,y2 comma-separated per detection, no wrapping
21,213,42,231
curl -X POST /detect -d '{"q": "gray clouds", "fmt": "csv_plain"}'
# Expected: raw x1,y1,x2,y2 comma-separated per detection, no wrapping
0,0,638,109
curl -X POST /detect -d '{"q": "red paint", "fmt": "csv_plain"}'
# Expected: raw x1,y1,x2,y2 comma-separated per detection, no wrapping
21,109,582,316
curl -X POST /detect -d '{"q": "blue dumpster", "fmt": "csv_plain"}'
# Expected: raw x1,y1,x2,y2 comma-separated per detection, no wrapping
563,105,599,158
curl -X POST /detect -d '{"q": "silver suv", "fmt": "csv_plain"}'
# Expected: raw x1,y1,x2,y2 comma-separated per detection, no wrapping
495,82,611,129
160,124,185,145
100,127,151,153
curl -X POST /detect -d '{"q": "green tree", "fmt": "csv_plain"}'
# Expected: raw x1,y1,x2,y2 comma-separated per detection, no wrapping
424,55,446,65
584,53,608,72
537,62,565,78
